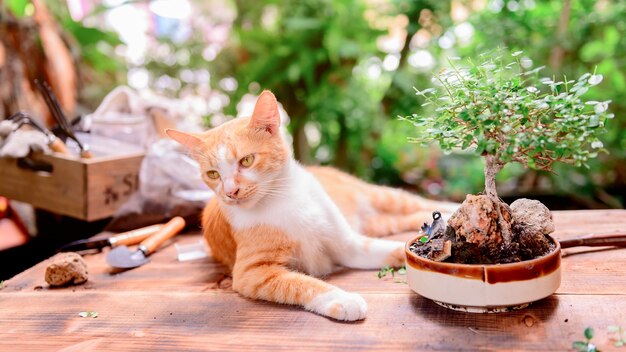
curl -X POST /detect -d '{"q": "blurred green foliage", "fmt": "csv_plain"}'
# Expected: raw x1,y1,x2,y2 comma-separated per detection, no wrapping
202,0,625,207
19,0,622,208
5,0,30,17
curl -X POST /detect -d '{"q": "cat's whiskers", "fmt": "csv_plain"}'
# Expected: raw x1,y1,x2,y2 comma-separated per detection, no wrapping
256,188,290,198
260,185,290,197
239,182,290,202
256,177,290,191
254,186,291,200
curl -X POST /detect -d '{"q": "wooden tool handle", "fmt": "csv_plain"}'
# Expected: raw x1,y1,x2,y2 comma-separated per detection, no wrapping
140,217,186,255
109,224,164,247
49,138,69,155
79,149,93,158
559,233,626,249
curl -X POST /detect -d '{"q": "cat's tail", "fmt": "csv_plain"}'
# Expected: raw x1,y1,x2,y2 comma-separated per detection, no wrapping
359,186,459,237
308,166,458,215
367,185,459,215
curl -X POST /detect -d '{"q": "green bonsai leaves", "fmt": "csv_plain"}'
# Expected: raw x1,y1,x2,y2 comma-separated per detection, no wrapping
404,49,613,172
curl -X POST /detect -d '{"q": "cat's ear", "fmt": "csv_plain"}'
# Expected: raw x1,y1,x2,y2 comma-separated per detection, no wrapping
166,129,203,150
249,90,280,135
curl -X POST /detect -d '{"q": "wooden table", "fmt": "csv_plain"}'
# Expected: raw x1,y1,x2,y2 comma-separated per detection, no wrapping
1,210,625,351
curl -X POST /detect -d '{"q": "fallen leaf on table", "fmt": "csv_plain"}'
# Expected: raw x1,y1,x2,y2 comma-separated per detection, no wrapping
78,311,98,318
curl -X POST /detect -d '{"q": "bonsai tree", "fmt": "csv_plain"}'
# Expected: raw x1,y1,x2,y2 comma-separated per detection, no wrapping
405,49,613,258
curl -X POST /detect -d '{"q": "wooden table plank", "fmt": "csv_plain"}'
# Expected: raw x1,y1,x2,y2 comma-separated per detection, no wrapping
1,210,626,351
0,292,624,351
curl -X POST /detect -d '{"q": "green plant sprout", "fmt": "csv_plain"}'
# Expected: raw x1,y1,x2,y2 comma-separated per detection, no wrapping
377,265,406,279
404,49,613,244
78,311,99,318
572,327,598,352
377,265,394,279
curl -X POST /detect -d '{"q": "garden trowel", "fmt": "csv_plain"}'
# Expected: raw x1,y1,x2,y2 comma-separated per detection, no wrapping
106,216,186,269
59,223,164,254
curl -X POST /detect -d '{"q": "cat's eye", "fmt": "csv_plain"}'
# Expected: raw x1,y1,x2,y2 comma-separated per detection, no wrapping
206,170,220,179
240,154,255,167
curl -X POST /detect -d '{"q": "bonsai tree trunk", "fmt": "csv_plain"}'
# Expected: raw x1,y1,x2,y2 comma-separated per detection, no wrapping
484,154,513,245
484,155,501,200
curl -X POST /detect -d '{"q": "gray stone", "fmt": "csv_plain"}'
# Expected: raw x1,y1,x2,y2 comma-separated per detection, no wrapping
510,198,554,259
510,198,555,235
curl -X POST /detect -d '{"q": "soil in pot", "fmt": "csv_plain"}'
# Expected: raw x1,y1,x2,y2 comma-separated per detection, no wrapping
409,195,557,264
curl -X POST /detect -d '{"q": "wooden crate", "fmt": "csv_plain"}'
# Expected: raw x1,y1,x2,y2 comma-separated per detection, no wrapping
0,152,144,221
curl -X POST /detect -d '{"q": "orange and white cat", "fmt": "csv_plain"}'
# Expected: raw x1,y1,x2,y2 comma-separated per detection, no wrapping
167,91,457,321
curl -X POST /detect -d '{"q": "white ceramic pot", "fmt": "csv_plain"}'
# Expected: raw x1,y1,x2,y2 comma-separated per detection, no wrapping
405,235,561,313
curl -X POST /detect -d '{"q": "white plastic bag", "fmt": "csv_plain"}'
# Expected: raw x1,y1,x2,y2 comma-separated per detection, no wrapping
107,139,213,231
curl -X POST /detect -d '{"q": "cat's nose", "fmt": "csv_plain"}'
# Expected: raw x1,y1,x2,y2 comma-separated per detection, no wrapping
226,188,240,199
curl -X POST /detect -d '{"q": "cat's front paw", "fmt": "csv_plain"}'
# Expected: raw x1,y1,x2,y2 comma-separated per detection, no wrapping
305,289,367,321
